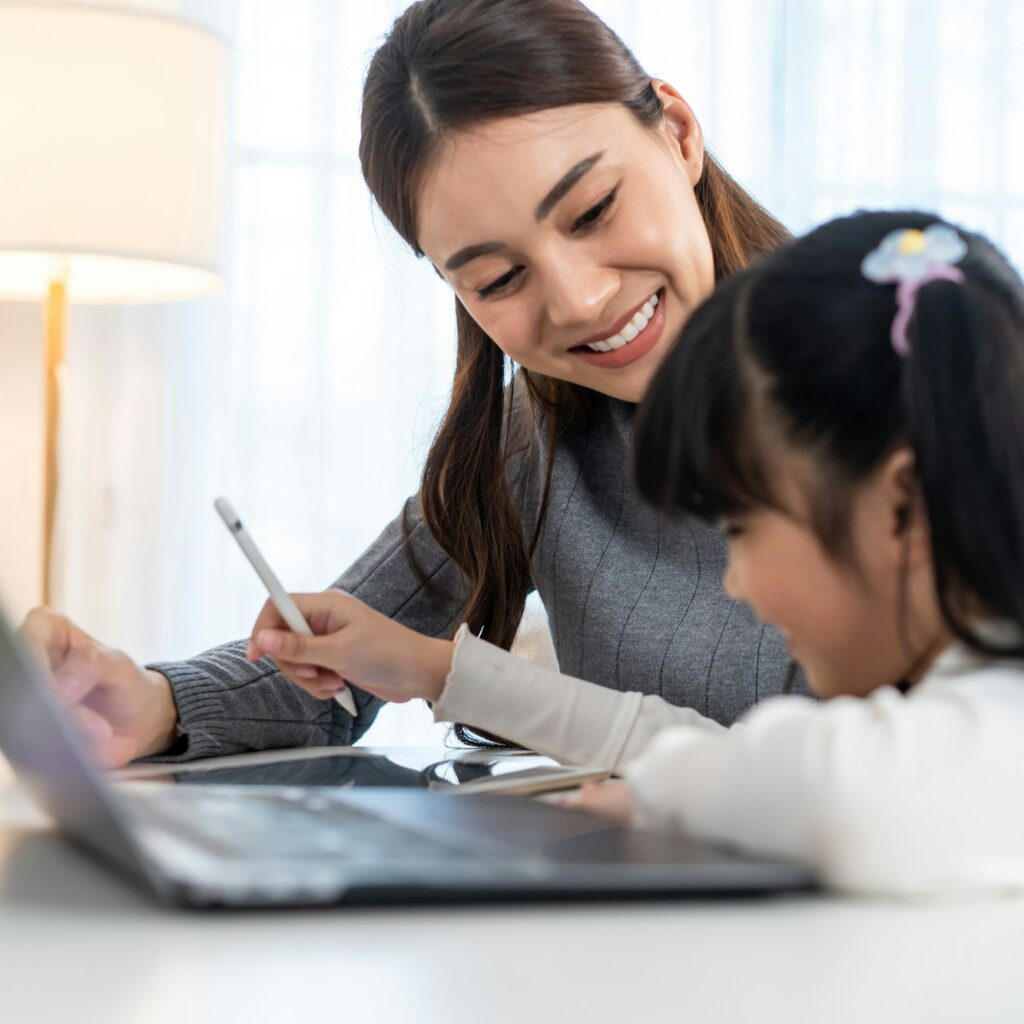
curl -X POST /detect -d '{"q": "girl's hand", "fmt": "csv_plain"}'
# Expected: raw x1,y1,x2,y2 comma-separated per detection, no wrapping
562,780,635,826
245,590,453,705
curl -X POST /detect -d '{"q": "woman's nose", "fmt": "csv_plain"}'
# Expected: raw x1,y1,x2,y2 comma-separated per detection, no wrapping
542,258,620,329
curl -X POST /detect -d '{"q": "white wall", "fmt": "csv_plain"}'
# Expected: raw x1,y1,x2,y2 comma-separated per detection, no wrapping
0,304,43,623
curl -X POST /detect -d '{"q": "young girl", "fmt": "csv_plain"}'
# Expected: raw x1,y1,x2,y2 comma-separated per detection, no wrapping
246,211,1024,894
23,0,797,768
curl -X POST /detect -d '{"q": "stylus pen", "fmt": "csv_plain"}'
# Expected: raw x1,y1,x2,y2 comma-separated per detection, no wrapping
214,497,359,717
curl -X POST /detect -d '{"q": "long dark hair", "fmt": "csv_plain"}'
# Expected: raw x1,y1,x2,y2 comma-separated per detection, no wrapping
635,209,1024,659
359,0,789,655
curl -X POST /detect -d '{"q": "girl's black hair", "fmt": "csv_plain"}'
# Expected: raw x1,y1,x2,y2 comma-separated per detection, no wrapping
635,209,1024,660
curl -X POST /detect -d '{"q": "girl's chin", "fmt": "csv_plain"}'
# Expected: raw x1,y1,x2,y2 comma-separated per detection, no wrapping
801,664,884,700
792,657,831,698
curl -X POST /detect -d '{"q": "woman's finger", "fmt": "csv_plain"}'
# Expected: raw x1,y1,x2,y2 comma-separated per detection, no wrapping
68,703,114,743
19,609,95,675
20,630,55,676
268,658,347,699
50,671,93,709
271,656,342,684
293,676,348,701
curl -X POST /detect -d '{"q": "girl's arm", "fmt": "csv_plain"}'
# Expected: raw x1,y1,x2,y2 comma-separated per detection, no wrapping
619,663,1024,895
433,626,725,770
249,591,725,772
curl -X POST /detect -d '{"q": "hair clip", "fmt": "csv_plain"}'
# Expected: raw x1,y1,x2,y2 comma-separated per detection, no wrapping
860,224,968,356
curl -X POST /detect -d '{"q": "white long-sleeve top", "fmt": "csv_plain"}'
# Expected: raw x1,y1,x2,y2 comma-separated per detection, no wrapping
434,625,1024,895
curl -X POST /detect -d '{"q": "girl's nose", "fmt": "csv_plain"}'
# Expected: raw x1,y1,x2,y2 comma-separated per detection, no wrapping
723,552,744,603
543,258,620,330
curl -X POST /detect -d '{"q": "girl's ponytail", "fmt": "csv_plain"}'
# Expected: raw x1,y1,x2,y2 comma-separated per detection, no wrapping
906,263,1024,656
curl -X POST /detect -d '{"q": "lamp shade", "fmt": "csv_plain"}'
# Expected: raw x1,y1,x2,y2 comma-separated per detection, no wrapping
0,4,228,303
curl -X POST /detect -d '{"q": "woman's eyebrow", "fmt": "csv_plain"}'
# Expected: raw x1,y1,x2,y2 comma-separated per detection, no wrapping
444,240,506,272
534,151,604,221
442,151,606,272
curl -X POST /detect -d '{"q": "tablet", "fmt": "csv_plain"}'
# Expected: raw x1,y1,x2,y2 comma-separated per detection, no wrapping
113,746,609,796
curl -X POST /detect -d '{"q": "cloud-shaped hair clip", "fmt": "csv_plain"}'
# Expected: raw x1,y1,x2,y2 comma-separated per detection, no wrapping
860,224,968,356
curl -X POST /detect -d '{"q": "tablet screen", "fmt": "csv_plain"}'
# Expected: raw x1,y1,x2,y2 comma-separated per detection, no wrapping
117,749,563,790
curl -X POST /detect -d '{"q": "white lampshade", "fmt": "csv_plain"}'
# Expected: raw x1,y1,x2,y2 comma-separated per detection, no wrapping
0,4,228,303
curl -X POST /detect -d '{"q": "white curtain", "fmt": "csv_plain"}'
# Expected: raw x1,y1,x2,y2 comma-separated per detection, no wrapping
55,0,1024,744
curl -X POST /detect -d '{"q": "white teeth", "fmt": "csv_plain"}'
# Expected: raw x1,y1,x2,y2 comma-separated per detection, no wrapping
584,291,660,353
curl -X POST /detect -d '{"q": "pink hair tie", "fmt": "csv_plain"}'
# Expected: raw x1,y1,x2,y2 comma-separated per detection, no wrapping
860,225,968,357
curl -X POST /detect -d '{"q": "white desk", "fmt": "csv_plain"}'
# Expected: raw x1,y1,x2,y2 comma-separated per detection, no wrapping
2,768,1024,1024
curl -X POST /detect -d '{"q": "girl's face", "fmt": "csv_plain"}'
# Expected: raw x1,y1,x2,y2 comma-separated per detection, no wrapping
721,451,947,698
416,86,715,403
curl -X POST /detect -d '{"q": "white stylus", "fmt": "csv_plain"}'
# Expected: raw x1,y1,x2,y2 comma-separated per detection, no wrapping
214,497,358,717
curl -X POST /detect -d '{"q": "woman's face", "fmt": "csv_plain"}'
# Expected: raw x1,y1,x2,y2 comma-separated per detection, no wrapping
416,86,715,403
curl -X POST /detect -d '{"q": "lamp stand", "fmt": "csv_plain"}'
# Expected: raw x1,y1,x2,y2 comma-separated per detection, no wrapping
43,278,67,606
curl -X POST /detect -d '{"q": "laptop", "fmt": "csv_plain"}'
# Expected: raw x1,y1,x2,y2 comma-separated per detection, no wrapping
0,608,816,907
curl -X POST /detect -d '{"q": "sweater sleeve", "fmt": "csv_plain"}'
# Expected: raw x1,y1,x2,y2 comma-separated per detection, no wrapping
141,495,467,762
432,626,724,771
141,380,542,764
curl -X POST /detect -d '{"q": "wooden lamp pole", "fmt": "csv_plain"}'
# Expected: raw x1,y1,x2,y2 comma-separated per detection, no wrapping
42,277,67,606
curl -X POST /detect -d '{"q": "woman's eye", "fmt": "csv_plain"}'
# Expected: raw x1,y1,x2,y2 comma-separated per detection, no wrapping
722,522,746,539
572,187,618,233
477,266,523,300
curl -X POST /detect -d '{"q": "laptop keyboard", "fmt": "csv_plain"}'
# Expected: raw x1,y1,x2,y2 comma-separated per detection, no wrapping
116,784,548,905
122,784,478,865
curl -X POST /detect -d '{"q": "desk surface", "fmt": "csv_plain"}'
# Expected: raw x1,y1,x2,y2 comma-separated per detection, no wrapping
2,760,1024,1024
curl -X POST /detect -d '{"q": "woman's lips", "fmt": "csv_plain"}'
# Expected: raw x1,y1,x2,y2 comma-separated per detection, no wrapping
569,289,667,369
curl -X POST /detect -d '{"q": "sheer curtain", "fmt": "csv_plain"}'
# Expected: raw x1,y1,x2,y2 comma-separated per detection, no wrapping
57,0,1024,744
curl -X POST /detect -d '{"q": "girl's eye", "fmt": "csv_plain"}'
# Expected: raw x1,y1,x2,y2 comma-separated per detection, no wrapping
477,265,524,300
572,187,618,233
722,521,746,539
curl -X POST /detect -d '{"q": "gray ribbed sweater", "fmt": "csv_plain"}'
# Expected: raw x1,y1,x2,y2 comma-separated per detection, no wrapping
147,389,804,762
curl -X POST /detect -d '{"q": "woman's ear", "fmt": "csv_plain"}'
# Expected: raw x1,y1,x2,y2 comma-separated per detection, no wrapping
651,79,704,186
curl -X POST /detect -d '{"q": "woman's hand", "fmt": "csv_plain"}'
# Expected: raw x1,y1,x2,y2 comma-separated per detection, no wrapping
246,590,453,705
562,780,635,826
16,608,179,768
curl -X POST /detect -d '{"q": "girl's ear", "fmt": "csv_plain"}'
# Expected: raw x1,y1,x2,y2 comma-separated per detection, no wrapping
881,448,931,569
651,79,704,187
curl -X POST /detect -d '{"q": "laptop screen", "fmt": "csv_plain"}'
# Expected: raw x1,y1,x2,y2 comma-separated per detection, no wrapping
0,607,152,884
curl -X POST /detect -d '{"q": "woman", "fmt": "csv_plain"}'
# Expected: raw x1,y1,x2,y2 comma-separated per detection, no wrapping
20,0,796,768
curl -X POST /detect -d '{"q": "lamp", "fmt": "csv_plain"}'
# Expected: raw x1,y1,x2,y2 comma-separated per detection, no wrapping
0,3,228,604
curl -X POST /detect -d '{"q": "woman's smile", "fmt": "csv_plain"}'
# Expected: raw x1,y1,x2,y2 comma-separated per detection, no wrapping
568,287,665,368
